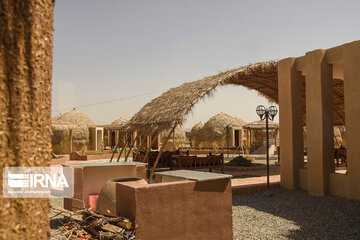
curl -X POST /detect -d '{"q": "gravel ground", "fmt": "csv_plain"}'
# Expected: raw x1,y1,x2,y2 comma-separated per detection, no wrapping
233,188,360,240
51,188,360,240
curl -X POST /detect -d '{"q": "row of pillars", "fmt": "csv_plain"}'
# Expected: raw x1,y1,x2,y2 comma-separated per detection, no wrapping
279,41,360,199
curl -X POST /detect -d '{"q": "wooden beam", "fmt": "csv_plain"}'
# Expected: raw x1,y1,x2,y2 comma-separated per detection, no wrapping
144,134,159,178
148,124,177,183
69,129,73,153
116,137,130,162
173,129,175,150
124,134,139,162
135,135,146,154
110,130,125,162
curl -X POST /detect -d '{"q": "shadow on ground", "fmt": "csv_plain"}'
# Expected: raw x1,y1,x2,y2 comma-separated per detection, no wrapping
232,188,360,239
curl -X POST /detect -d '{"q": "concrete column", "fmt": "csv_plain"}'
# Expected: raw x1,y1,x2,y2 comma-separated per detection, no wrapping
278,57,304,189
107,130,111,146
343,42,360,200
115,130,119,146
305,49,334,196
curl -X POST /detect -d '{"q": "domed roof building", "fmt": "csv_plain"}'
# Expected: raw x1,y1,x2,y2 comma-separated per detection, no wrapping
54,108,95,126
190,112,247,148
189,121,204,146
51,108,102,154
109,117,128,129
160,125,187,150
103,117,129,148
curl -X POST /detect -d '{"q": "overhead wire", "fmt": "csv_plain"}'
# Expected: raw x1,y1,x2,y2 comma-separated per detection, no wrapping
52,88,169,113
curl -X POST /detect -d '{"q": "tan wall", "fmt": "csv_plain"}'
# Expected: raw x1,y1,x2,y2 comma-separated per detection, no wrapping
298,169,308,190
0,1,54,238
279,40,360,200
278,58,304,189
97,129,103,150
52,142,88,154
305,49,334,196
65,164,146,211
116,179,233,240
343,42,360,200
329,173,350,198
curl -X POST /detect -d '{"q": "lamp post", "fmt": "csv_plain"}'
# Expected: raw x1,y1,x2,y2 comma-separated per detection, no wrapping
256,105,278,189
223,123,233,159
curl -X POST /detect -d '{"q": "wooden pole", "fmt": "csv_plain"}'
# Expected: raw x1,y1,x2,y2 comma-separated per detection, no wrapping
124,134,140,162
135,135,146,154
69,129,73,153
173,129,175,150
148,124,177,183
144,134,159,178
117,136,130,162
110,130,125,162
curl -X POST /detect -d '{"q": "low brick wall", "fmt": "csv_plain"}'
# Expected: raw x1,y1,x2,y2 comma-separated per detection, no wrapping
50,156,67,165
116,179,233,240
64,163,146,211
69,151,132,160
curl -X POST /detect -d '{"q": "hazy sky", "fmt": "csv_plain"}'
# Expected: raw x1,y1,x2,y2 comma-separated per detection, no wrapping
52,0,360,130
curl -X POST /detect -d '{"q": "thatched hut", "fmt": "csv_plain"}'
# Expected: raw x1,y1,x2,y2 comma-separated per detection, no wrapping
190,112,247,148
55,109,95,126
103,117,128,148
189,121,204,146
51,108,103,154
243,120,279,152
160,125,187,150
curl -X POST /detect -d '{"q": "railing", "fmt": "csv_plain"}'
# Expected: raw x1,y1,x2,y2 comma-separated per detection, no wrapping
133,151,224,173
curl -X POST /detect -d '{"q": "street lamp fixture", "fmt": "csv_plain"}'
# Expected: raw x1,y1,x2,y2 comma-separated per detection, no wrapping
256,105,266,119
268,106,278,120
256,105,278,189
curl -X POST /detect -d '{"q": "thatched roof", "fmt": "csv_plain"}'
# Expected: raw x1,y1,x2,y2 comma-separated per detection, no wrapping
103,117,128,130
127,61,277,135
189,121,204,139
51,109,94,145
51,124,90,145
52,113,62,121
54,108,95,126
126,60,345,135
160,125,186,144
334,126,346,148
243,120,279,130
193,112,246,142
